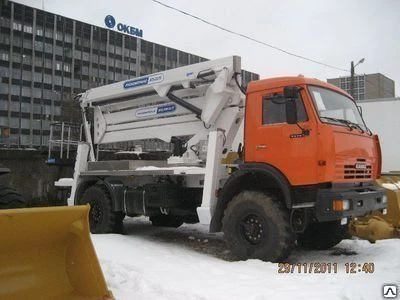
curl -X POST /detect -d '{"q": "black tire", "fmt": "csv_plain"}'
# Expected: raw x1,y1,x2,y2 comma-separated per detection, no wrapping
150,215,184,228
222,191,295,262
0,185,26,209
297,221,347,250
80,185,124,234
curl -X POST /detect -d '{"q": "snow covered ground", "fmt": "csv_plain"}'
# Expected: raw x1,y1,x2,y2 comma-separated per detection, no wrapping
92,217,400,300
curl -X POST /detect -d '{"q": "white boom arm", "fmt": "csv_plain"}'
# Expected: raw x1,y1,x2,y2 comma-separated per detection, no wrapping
79,56,244,164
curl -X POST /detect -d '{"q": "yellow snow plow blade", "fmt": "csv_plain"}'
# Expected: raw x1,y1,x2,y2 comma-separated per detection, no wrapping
349,174,400,242
0,205,112,299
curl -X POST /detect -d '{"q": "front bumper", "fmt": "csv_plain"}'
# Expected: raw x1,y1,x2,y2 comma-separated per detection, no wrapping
315,185,386,222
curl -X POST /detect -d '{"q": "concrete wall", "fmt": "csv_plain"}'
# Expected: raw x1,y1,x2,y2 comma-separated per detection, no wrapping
0,149,73,206
358,98,400,172
364,74,395,99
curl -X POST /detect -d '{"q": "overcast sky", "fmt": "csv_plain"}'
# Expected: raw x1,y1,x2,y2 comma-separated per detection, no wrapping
14,0,400,96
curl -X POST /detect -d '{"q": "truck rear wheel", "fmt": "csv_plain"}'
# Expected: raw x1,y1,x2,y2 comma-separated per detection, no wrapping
0,186,26,209
80,185,124,234
222,191,294,262
150,215,184,228
297,221,347,250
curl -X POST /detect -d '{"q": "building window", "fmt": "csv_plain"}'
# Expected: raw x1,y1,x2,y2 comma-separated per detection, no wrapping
65,34,72,43
13,22,22,31
45,29,53,38
0,33,10,44
54,76,62,85
23,25,33,34
21,118,30,129
20,134,30,145
33,104,41,114
55,31,63,41
43,74,52,84
21,102,30,113
22,87,31,97
0,100,8,110
10,117,18,128
33,134,40,145
10,101,19,112
0,53,9,61
54,106,61,116
0,116,9,126
63,64,71,72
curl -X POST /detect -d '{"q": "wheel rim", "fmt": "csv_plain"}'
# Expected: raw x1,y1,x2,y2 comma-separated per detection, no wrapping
240,213,265,245
89,198,103,226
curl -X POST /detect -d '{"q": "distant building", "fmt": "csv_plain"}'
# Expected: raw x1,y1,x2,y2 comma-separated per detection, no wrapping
0,1,259,148
327,73,395,101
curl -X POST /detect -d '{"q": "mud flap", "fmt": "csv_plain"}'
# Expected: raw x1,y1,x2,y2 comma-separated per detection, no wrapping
0,205,112,299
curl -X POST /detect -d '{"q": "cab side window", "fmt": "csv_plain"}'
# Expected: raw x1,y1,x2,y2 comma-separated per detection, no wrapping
262,94,308,125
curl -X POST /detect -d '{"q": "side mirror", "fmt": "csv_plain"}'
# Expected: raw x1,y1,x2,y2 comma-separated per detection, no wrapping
283,86,300,99
286,100,298,124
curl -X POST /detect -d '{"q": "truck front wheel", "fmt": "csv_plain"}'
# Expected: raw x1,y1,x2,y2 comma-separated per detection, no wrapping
80,185,124,234
222,191,294,262
297,221,347,250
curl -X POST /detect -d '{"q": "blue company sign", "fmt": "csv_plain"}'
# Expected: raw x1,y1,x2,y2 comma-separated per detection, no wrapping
157,104,176,114
123,73,164,89
135,104,176,118
104,15,143,38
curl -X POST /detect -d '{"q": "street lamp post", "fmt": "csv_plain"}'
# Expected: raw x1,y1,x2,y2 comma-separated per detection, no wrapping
350,58,365,99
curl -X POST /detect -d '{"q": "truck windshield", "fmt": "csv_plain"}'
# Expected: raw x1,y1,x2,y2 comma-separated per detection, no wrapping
309,86,366,131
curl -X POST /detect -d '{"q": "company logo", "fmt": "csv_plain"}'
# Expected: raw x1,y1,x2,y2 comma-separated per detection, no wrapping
355,162,367,170
383,284,397,298
104,15,116,29
123,73,164,89
135,104,176,118
157,104,176,114
104,15,143,38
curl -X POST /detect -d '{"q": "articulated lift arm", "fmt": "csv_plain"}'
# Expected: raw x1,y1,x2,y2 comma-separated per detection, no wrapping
78,56,244,164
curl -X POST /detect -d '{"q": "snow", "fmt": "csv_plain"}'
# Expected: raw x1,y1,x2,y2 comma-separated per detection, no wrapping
91,218,400,300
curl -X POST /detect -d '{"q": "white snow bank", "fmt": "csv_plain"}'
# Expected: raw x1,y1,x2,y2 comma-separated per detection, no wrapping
92,218,400,300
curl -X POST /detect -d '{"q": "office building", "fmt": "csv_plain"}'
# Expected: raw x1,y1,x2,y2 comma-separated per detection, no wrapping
0,1,259,147
327,73,395,101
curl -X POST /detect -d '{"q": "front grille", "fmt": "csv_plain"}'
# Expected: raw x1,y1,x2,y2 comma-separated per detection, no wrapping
343,164,372,179
336,158,373,180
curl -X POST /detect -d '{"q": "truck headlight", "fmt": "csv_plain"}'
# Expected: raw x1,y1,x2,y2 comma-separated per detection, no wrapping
382,195,388,204
342,199,350,210
333,199,350,211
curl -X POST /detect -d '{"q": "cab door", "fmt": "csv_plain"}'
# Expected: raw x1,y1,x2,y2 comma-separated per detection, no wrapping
244,87,318,186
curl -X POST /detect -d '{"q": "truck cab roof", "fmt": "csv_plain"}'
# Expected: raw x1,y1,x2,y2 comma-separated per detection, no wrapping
246,76,353,99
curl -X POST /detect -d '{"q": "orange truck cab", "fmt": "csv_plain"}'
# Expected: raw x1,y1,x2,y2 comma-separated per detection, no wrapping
245,77,385,220
212,76,386,252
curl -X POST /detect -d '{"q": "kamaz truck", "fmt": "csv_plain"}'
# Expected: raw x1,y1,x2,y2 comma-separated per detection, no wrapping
64,56,386,262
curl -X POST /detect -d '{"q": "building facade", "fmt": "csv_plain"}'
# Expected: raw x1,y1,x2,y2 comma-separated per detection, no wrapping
327,73,395,101
0,1,259,147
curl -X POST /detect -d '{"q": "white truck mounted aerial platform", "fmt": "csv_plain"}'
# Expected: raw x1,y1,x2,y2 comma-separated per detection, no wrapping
71,56,244,231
